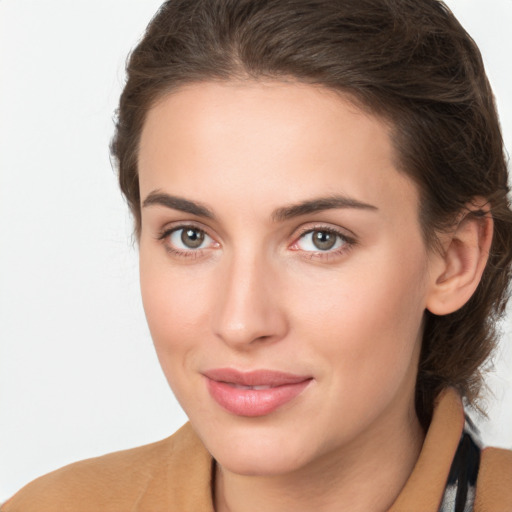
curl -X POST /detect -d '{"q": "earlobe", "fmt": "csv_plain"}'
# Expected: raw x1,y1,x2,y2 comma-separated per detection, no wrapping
426,203,493,316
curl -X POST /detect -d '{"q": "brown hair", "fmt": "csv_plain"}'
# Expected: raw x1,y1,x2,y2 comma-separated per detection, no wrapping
111,0,512,426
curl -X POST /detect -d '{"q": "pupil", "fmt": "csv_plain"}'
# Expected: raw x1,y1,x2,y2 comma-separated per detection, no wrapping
313,231,336,250
181,228,204,248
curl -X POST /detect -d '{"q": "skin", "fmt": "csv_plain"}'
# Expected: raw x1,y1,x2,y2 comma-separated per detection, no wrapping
137,81,490,512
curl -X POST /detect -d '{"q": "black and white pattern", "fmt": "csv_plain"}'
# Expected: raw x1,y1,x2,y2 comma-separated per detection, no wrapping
438,416,482,512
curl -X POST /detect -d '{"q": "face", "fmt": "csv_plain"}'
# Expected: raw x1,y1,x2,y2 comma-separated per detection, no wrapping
138,81,434,476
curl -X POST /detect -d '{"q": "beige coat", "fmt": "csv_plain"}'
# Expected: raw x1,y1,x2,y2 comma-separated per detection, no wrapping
2,388,512,511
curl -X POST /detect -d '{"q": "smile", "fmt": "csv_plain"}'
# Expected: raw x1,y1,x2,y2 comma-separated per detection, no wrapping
203,368,313,417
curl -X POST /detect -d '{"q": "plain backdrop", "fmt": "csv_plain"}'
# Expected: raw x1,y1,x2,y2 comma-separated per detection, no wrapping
1,0,511,502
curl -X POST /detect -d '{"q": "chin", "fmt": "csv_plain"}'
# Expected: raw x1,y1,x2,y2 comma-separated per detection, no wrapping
216,445,311,477
199,420,319,477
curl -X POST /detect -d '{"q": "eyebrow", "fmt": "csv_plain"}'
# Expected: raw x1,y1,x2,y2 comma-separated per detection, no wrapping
142,191,215,219
271,195,378,222
142,191,378,222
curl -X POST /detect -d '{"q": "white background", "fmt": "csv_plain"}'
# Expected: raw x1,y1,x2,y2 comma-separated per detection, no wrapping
0,0,511,502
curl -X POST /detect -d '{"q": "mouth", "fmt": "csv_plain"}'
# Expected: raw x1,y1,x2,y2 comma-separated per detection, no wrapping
202,368,313,417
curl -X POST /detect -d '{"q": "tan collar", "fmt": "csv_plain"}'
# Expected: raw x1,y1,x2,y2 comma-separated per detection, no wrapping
163,387,464,512
388,387,465,511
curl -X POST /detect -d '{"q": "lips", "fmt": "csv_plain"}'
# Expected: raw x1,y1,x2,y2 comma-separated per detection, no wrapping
203,368,312,417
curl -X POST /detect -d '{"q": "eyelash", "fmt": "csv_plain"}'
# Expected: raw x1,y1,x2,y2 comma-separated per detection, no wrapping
156,224,356,261
157,224,214,259
291,225,356,261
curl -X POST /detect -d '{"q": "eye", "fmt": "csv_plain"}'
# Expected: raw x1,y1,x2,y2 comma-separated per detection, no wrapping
294,229,347,252
159,225,217,254
171,227,209,249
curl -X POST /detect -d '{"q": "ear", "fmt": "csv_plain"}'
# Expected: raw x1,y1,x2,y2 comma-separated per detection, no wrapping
426,200,493,316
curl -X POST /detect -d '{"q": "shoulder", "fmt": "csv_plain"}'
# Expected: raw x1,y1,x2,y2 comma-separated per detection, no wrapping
474,446,512,511
1,423,213,512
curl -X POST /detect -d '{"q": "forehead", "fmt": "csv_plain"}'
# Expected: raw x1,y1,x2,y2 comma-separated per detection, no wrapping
138,80,420,224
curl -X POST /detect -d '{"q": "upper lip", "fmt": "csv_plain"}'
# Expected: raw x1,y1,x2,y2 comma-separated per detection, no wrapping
202,368,312,387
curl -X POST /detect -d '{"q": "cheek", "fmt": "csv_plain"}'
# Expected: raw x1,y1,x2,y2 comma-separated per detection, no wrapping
139,258,217,416
288,249,428,388
139,250,212,361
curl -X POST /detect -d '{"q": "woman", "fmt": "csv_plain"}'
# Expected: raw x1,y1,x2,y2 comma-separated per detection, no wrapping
3,0,512,511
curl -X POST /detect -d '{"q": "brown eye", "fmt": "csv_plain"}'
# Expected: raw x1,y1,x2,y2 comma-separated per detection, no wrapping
311,230,337,250
166,227,212,251
181,228,205,248
296,229,346,252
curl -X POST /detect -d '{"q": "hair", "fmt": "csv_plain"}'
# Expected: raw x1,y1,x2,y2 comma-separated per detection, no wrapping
110,0,512,427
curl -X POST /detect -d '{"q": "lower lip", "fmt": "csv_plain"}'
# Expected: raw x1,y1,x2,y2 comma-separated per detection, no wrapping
205,378,312,417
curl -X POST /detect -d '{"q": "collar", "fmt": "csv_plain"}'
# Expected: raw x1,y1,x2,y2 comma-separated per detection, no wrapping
388,387,470,511
164,387,467,512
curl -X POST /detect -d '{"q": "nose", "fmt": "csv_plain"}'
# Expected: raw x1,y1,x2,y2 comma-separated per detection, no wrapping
211,250,288,350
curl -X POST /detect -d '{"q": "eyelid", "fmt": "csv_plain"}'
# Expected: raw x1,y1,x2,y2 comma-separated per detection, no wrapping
291,223,356,243
289,223,357,258
157,220,215,241
156,222,220,257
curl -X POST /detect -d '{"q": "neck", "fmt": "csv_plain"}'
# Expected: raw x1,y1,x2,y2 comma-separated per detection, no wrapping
214,393,424,512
